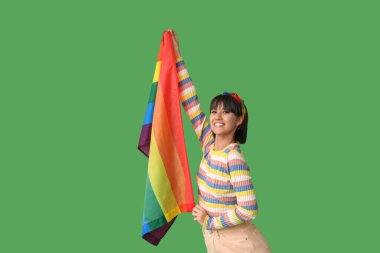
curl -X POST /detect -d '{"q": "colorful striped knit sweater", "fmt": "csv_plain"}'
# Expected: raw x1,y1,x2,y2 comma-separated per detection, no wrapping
176,57,258,230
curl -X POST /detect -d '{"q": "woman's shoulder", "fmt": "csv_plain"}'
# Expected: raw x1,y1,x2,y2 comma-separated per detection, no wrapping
224,147,250,175
202,133,215,156
226,144,246,162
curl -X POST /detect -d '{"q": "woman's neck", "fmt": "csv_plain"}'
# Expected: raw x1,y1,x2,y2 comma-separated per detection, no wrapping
214,135,236,151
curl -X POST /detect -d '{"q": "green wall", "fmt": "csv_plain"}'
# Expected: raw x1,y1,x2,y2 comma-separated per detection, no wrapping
1,0,378,252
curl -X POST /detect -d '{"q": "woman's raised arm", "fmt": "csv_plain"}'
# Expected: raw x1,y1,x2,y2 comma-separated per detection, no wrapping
171,30,212,149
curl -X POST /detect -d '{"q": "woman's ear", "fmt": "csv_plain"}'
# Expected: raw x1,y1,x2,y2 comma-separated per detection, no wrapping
236,116,244,127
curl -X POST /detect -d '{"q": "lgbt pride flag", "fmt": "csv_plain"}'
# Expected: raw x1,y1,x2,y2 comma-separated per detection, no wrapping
137,31,195,246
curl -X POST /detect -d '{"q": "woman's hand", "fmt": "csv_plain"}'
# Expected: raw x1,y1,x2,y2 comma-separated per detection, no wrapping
167,29,180,58
192,204,207,226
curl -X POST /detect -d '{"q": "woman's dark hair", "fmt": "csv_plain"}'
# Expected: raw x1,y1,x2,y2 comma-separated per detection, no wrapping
210,94,248,144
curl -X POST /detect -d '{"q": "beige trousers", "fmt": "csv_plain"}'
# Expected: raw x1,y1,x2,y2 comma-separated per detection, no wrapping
203,222,272,253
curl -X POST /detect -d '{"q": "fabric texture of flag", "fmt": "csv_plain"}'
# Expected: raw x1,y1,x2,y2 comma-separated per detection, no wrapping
137,31,195,246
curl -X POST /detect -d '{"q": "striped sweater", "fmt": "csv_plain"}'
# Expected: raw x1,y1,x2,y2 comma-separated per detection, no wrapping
176,57,258,230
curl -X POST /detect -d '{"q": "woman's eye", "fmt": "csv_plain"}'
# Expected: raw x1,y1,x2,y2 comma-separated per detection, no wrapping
211,110,216,114
223,111,230,114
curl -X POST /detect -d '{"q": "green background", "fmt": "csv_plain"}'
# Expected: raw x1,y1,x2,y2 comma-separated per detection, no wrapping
1,0,379,252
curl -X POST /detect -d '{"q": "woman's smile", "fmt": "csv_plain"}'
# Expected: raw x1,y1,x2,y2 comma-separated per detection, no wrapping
213,122,225,127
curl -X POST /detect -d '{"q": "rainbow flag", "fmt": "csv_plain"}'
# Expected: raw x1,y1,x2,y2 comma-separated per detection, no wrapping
138,31,195,246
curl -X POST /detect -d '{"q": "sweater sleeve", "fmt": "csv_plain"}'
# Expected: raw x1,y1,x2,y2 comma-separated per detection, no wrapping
204,150,258,230
176,56,212,149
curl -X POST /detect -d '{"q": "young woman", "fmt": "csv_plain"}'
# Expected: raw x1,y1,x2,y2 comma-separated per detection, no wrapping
171,30,272,253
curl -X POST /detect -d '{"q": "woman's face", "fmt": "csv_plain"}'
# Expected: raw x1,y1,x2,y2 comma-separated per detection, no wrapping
210,105,243,139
